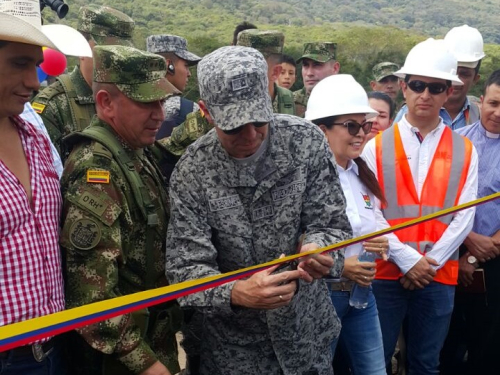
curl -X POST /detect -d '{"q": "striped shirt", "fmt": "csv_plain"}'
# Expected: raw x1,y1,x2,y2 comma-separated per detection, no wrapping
0,116,64,330
457,121,500,237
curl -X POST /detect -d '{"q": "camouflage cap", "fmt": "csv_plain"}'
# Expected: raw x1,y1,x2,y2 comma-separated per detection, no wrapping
236,29,284,57
197,46,273,131
372,62,400,81
77,5,134,46
297,42,337,63
93,45,180,102
146,34,201,65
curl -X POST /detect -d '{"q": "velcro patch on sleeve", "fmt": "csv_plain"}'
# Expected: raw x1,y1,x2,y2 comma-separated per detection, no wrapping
32,102,46,114
87,170,110,184
78,191,108,216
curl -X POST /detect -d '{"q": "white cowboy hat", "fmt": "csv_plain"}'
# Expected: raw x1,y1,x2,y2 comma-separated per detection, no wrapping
0,0,92,57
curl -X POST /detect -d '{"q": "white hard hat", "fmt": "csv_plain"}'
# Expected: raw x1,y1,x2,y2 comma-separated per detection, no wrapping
444,25,485,68
305,74,378,121
395,38,463,86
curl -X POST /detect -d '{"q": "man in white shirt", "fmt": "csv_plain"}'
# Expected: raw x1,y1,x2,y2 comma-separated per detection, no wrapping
362,39,478,375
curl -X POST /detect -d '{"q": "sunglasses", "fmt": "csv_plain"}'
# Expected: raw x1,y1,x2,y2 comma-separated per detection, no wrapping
407,80,449,95
222,122,268,135
331,120,373,136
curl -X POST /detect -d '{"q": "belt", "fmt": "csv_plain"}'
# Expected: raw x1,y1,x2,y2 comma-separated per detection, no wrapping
0,339,55,362
325,280,355,292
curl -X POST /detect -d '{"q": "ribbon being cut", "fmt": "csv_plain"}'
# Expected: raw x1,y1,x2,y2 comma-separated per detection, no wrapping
0,192,499,351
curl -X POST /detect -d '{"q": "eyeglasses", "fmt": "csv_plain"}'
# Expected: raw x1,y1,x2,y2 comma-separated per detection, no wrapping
222,122,267,135
331,120,373,136
407,80,449,95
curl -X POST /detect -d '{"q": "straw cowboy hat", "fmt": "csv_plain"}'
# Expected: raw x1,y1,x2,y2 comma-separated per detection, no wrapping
0,0,92,57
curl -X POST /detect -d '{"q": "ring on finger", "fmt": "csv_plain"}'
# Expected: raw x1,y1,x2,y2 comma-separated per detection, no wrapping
279,295,283,301
363,276,368,280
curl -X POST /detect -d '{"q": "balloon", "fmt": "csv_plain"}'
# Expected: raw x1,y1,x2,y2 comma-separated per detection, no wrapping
36,66,48,82
40,48,67,76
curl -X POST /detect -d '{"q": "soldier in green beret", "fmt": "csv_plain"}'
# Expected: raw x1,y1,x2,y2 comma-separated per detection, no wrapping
237,29,296,116
370,61,401,101
60,45,182,375
293,42,339,117
32,5,135,162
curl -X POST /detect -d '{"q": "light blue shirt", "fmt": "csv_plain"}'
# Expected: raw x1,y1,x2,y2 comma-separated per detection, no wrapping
20,103,63,178
394,97,474,131
457,121,500,237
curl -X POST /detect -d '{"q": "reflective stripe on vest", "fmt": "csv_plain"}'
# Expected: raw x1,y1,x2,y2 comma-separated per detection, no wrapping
375,124,473,285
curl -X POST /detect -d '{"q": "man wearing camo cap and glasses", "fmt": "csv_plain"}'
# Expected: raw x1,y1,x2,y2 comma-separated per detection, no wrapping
147,34,201,138
60,45,182,375
293,42,340,117
370,61,401,101
32,4,135,162
237,29,296,116
165,45,351,375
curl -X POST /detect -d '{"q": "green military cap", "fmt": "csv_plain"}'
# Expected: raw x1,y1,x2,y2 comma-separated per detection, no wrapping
236,29,284,57
297,42,337,63
77,5,134,46
93,45,180,102
372,62,400,82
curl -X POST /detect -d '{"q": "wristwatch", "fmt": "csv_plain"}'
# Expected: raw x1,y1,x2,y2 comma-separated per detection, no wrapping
467,255,478,266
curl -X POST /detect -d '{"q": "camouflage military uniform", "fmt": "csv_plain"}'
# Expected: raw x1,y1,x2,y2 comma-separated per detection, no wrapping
236,29,285,56
166,46,352,375
237,29,296,116
163,95,200,122
61,46,181,375
293,86,309,117
32,66,95,158
294,42,338,117
372,61,400,82
147,35,201,123
31,5,134,160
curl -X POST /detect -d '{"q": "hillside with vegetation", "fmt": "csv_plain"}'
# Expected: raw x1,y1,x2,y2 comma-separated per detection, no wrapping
44,0,500,97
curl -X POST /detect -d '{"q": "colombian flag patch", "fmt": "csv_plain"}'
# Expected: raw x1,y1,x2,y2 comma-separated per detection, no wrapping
32,102,46,114
87,170,110,184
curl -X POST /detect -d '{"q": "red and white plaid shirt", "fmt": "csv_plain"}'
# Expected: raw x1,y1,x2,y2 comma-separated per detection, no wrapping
0,116,64,328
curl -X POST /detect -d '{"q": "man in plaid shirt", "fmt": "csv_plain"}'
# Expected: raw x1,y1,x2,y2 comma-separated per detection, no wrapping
0,1,91,373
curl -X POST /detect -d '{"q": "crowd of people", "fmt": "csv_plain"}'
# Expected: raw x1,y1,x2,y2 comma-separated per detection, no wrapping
1,1,499,375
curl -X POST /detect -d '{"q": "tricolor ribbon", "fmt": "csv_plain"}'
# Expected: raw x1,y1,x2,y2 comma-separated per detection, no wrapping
0,192,499,351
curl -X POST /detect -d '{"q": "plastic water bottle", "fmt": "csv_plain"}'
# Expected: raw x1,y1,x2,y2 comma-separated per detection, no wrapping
349,251,376,309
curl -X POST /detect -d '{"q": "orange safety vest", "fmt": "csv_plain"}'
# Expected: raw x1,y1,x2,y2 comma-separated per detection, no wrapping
375,124,473,285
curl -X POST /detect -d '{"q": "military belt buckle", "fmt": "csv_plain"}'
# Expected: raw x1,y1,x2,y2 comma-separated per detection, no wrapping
32,342,53,363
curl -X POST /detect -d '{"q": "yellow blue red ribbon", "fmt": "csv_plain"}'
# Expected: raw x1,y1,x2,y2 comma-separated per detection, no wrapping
0,192,498,351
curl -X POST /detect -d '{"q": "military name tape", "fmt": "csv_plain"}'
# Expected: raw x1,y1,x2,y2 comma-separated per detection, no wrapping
0,192,498,351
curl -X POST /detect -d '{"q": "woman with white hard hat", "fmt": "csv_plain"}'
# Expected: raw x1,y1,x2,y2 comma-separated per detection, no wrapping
306,74,388,375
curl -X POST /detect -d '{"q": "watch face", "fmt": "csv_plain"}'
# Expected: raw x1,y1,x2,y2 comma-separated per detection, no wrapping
467,255,478,264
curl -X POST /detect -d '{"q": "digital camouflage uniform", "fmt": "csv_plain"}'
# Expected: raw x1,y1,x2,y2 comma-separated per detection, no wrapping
372,61,400,82
61,46,181,375
294,42,337,117
31,5,134,161
167,31,296,159
162,95,200,123
237,29,296,116
166,46,351,375
147,34,201,122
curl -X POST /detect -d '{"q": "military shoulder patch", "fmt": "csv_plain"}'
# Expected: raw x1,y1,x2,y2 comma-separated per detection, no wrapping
69,218,101,250
87,170,110,184
78,191,109,216
32,102,46,114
